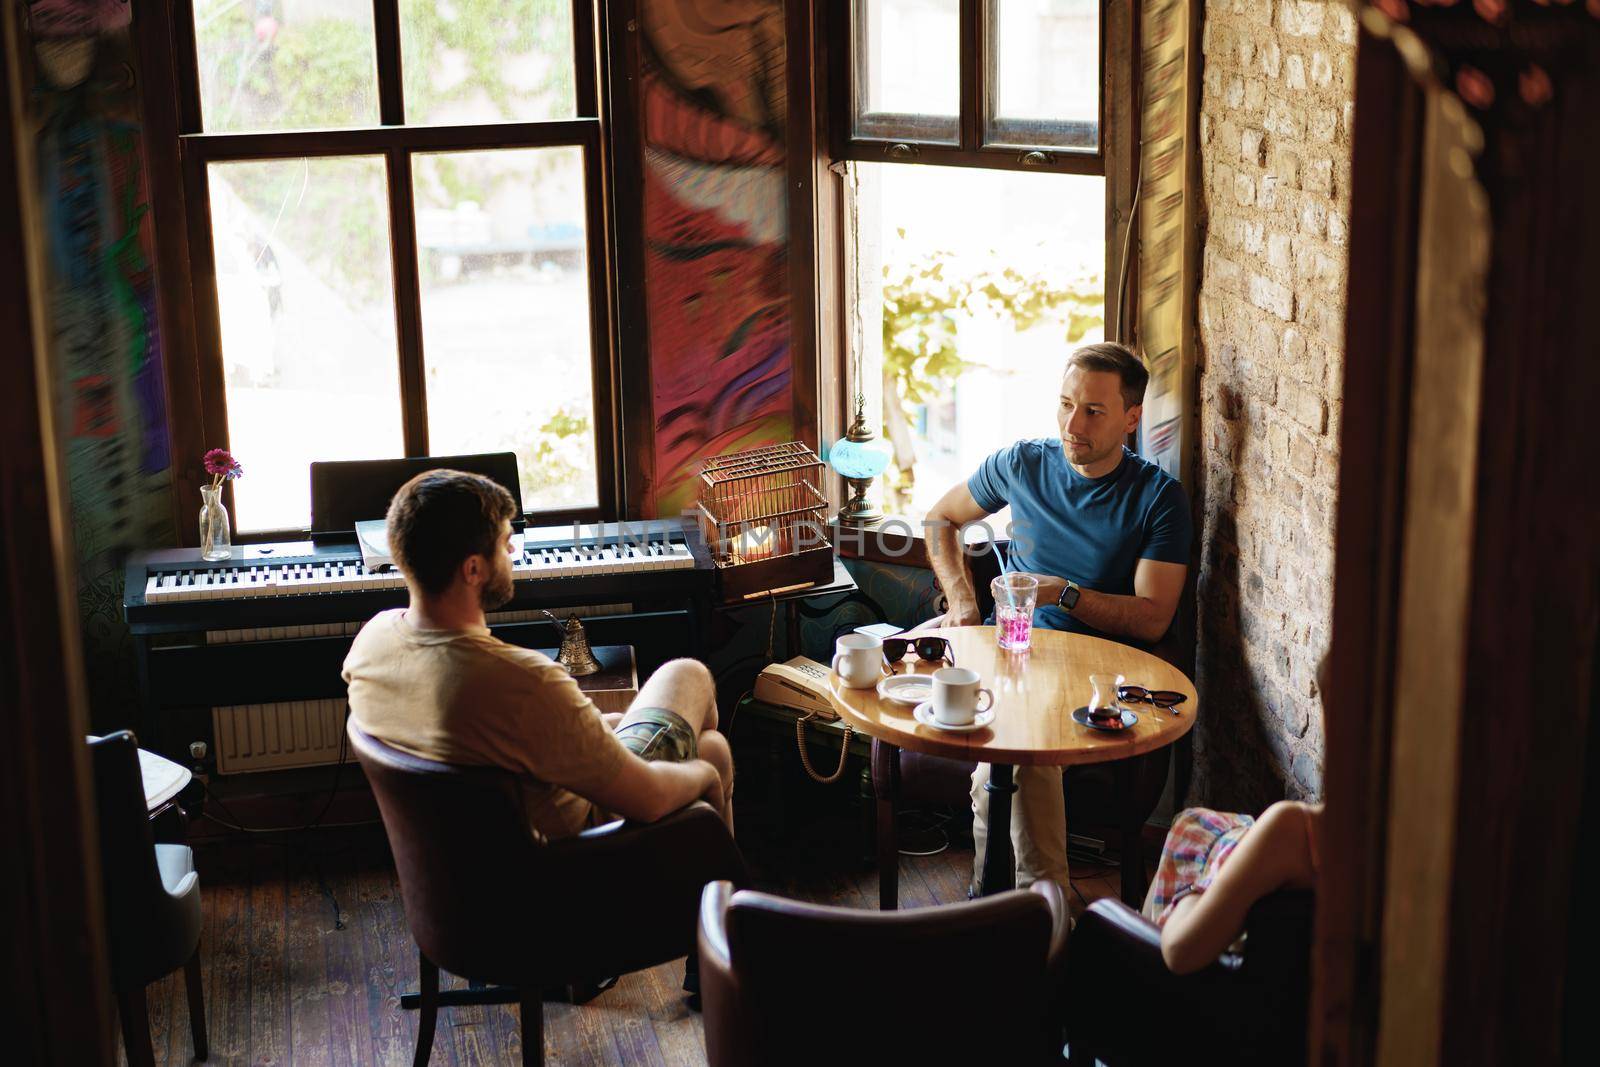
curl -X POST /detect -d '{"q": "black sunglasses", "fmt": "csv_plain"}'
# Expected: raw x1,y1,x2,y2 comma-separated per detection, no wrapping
1118,685,1187,711
883,636,956,668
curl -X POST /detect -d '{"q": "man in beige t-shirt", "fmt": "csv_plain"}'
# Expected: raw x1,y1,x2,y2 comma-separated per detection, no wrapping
342,470,733,842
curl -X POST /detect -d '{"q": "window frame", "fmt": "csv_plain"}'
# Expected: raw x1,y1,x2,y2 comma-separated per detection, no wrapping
829,0,1117,177
823,0,1139,555
147,0,619,543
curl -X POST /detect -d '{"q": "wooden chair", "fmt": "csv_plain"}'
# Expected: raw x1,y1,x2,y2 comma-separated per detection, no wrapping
89,731,207,1066
698,879,1071,1066
348,720,747,1066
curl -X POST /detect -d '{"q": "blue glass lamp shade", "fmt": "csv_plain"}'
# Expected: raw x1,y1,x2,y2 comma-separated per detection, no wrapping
829,402,892,525
828,434,892,480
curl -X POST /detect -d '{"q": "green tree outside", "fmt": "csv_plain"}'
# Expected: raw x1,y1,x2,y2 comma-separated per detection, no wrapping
880,243,1104,509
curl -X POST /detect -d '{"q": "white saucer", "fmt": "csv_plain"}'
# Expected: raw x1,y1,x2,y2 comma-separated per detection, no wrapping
877,674,934,706
911,700,995,733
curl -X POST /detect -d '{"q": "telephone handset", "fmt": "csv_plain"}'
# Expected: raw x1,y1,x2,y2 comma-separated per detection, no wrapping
753,656,853,783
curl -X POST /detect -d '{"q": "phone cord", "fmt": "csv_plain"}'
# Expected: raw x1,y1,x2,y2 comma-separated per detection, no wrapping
795,711,853,784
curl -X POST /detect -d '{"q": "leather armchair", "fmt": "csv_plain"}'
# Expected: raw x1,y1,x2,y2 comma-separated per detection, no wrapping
348,720,748,1067
1064,891,1315,1066
698,879,1071,1066
89,731,207,1067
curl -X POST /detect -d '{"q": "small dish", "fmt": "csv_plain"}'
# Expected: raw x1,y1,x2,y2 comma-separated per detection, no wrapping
911,701,995,733
877,674,934,706
1071,705,1138,732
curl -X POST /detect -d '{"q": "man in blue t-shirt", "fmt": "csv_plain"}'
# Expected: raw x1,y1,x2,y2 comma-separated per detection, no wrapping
920,342,1193,894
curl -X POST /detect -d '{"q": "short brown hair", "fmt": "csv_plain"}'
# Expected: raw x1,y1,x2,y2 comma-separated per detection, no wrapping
385,469,517,596
1065,342,1149,409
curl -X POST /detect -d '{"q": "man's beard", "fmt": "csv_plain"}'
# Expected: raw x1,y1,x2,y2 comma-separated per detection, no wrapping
479,568,515,611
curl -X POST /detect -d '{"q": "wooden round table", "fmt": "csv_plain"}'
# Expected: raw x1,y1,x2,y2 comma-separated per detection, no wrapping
826,626,1198,899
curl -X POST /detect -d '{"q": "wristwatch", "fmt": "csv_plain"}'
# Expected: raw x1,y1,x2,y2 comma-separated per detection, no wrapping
1056,579,1081,614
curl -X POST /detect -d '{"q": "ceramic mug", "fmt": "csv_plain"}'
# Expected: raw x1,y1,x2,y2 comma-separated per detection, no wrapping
832,633,887,689
931,666,994,725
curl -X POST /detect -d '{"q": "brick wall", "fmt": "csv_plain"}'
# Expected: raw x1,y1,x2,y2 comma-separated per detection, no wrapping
1190,0,1356,810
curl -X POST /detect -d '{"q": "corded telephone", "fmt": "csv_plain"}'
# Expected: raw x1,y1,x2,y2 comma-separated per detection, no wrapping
753,657,853,783
753,657,838,721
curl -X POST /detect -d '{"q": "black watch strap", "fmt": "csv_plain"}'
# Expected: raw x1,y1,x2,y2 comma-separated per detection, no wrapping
1056,579,1081,614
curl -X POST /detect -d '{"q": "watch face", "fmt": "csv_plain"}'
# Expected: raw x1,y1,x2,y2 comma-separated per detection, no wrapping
1058,583,1079,611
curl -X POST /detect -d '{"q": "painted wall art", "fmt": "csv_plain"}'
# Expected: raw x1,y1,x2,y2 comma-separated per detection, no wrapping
637,0,794,516
28,2,176,726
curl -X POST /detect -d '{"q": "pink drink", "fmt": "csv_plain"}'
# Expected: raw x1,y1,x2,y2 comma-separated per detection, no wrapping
996,604,1033,651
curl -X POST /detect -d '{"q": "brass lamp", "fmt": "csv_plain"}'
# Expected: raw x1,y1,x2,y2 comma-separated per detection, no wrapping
829,394,893,526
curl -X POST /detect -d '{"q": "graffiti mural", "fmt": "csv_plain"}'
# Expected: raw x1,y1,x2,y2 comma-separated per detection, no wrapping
638,0,794,516
28,2,176,727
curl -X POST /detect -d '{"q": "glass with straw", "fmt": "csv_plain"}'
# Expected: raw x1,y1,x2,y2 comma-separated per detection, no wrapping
991,572,1038,652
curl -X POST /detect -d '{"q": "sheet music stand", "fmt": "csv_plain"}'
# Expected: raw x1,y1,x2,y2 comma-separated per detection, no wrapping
309,453,524,541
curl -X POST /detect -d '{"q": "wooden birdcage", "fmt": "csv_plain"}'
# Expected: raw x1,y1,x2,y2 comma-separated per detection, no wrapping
696,442,834,601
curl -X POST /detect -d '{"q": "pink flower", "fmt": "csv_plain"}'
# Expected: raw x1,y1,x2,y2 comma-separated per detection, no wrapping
203,448,243,484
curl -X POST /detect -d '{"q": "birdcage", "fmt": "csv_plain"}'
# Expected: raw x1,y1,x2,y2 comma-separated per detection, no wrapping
696,442,834,601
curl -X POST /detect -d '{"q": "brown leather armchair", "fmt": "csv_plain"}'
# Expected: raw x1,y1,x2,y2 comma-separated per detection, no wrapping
698,879,1071,1066
348,720,748,1067
1064,891,1315,1066
89,731,207,1067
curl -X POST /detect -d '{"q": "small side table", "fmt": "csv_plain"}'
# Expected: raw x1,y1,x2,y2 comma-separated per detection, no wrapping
536,644,638,714
83,740,193,841
735,695,875,853
713,560,866,659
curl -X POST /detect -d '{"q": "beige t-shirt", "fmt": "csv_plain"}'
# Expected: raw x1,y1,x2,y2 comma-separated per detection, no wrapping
342,608,629,841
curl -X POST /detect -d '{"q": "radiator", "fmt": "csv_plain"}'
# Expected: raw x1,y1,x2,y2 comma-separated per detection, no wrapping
205,606,630,773
212,698,349,774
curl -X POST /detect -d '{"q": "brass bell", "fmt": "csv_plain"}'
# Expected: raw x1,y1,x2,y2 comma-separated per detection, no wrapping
541,610,601,676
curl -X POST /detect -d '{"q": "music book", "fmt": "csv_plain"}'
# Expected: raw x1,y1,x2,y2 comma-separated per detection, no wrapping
356,519,394,571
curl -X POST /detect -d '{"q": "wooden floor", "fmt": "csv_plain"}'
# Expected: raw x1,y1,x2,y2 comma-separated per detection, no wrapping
126,801,1123,1066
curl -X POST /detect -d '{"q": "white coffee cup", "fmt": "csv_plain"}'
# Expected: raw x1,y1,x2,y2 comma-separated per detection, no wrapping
931,666,994,725
832,633,887,689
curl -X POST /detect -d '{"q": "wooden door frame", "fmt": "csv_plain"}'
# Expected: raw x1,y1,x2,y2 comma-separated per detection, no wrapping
1315,10,1598,1065
0,3,114,1061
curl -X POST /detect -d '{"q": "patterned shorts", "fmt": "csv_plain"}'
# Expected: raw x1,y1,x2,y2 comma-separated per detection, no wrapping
1143,807,1257,925
614,707,697,763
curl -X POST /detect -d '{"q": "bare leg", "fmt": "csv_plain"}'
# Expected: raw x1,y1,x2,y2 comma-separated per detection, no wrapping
698,730,735,831
622,658,717,732
619,659,733,824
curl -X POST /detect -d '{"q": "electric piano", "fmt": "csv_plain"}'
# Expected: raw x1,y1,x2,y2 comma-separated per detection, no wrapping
124,519,714,772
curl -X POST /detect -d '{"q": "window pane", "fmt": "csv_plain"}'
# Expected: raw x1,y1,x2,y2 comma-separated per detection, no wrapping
192,0,379,133
209,158,404,531
399,0,577,125
851,162,1105,518
854,0,960,144
986,0,1099,150
413,147,598,512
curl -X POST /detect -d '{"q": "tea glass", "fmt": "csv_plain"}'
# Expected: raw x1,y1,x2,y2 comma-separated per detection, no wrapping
1087,673,1127,723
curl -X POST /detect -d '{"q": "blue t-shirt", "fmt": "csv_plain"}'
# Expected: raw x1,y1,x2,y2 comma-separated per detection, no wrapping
967,441,1191,639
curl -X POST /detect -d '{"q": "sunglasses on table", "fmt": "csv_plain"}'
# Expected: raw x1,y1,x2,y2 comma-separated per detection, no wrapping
1117,685,1188,711
882,636,956,668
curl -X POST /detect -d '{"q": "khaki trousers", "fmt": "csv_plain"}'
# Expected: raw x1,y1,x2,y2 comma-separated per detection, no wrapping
970,762,1071,894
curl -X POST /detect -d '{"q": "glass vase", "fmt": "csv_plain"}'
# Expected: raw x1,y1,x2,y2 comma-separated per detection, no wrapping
199,484,232,561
